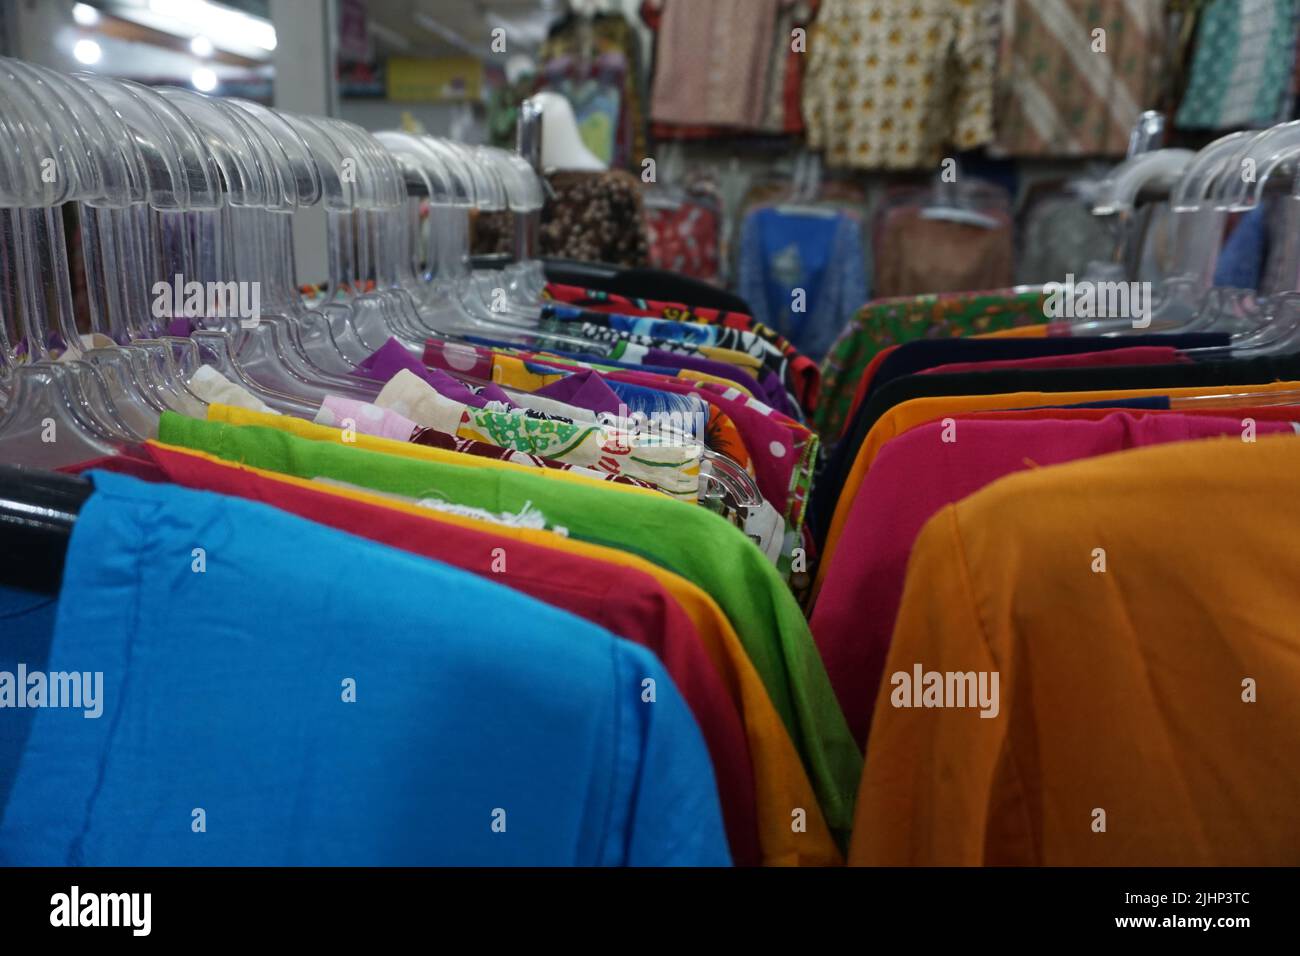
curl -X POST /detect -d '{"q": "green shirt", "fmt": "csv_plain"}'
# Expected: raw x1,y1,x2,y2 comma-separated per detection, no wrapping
157,412,862,843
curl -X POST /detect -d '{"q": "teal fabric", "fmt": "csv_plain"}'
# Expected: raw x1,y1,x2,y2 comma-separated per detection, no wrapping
1177,0,1297,130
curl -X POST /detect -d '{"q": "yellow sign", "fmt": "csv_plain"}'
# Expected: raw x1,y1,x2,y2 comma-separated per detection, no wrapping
387,56,483,102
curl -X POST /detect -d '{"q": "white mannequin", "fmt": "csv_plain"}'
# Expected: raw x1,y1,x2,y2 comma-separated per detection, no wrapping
528,92,607,173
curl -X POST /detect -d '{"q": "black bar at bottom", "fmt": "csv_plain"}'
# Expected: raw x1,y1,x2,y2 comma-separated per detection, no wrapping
0,866,1287,942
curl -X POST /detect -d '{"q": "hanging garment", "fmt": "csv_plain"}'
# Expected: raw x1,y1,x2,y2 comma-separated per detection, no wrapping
649,0,783,129
871,204,1014,299
541,170,651,267
993,0,1167,157
371,370,703,501
813,411,1299,746
736,206,869,362
99,441,760,864
1175,0,1299,130
541,11,650,167
314,396,665,493
858,333,1232,406
542,283,823,414
801,0,997,169
156,410,862,847
0,471,731,866
814,378,1300,596
645,197,723,284
539,53,628,166
916,345,1190,376
814,288,1049,439
1016,192,1118,286
851,434,1300,865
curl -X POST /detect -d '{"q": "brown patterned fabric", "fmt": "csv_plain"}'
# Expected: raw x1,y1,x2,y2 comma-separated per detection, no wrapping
470,170,652,267
540,170,651,267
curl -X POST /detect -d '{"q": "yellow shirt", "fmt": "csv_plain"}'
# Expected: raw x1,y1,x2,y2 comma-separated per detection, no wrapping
850,433,1300,865
815,380,1300,593
161,433,841,866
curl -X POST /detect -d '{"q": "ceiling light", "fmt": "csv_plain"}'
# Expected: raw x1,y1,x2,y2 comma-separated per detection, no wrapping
190,35,213,56
149,0,277,52
73,39,102,65
191,66,218,92
72,3,100,26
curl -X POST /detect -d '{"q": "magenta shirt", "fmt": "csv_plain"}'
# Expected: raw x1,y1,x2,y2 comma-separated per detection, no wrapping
811,412,1298,746
918,345,1189,376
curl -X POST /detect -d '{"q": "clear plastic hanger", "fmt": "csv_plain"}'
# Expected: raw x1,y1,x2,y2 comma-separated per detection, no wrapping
1066,130,1259,336
372,131,605,354
374,129,485,332
75,74,318,416
0,59,145,464
1173,122,1300,337
159,89,366,393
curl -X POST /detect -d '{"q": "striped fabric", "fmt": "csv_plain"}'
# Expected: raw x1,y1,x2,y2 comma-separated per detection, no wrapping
993,0,1166,157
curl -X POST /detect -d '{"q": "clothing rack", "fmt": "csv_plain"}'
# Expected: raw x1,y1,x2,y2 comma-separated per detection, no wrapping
0,464,91,595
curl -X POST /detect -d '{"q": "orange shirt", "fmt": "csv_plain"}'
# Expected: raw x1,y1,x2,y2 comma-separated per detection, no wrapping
851,433,1300,864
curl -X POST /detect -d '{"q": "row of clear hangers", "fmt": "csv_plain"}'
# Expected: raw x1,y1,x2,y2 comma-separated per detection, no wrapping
1065,115,1300,350
972,112,1300,411
0,57,762,523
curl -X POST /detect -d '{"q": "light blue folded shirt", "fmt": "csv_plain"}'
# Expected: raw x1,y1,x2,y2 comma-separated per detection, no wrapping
0,470,730,866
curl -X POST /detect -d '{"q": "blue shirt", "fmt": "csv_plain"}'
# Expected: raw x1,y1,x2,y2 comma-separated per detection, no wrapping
0,471,730,866
737,207,869,362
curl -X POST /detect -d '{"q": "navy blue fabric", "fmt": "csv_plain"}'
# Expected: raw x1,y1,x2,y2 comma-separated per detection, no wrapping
866,333,1232,404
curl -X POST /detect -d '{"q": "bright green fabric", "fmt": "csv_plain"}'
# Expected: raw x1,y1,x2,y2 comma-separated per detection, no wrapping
157,411,862,843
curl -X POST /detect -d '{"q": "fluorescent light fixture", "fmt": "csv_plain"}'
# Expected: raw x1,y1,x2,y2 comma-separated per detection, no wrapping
73,3,100,26
191,66,217,91
147,0,277,52
73,39,103,65
190,35,213,56
412,11,481,60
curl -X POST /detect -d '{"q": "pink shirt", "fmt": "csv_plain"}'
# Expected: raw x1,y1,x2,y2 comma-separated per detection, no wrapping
811,412,1298,746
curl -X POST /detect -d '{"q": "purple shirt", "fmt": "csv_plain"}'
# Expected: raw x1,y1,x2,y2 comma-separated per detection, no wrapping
355,338,515,409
